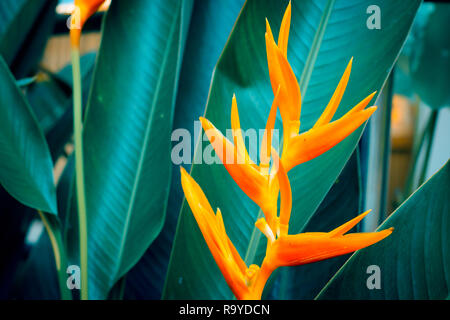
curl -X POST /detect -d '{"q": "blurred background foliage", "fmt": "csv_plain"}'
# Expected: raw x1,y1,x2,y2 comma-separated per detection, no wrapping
0,0,448,300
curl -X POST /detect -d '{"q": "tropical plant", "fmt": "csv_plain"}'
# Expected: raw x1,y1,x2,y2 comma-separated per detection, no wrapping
0,0,448,301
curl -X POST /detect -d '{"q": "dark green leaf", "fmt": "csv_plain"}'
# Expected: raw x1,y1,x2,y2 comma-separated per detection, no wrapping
124,0,244,299
395,3,450,109
66,0,194,299
317,160,450,300
0,0,57,77
0,56,57,214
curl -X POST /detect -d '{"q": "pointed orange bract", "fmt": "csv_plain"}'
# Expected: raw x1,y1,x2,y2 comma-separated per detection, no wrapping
267,211,393,268
180,167,250,299
180,2,392,300
199,93,281,219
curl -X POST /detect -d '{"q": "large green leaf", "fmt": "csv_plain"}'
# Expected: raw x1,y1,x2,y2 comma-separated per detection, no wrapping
317,160,450,299
395,3,450,109
124,0,244,299
66,0,193,299
163,0,421,299
0,56,57,214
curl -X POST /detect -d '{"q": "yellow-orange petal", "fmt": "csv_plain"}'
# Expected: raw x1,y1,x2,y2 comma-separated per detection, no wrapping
260,85,280,169
180,166,214,216
277,1,291,57
265,28,301,128
345,91,377,116
180,167,249,298
282,106,377,171
200,117,269,208
70,0,106,47
271,148,291,236
328,210,371,237
272,228,393,267
231,95,252,164
313,58,353,128
255,218,276,243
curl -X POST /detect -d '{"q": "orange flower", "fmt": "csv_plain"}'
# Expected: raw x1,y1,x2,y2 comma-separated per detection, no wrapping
180,158,392,300
70,0,107,47
199,91,280,225
180,166,252,299
181,2,393,300
264,2,377,171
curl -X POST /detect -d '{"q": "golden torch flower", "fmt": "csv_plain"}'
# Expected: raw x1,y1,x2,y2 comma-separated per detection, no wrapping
181,2,393,300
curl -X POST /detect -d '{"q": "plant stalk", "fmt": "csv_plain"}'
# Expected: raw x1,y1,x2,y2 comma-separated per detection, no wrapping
38,211,72,300
71,48,89,300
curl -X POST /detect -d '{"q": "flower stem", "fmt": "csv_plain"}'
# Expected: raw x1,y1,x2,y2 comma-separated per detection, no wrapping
71,47,89,300
244,259,274,300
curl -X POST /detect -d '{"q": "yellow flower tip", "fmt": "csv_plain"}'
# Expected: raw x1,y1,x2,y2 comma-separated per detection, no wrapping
199,116,212,132
271,147,292,230
70,0,106,48
255,218,275,243
328,209,372,238
278,1,291,56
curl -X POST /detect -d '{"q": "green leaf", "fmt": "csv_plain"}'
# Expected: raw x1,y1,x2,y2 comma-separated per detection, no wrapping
317,160,450,299
0,56,57,214
163,0,421,299
10,230,60,300
395,3,450,109
0,0,57,77
67,0,193,299
10,0,58,78
124,0,244,299
276,151,361,299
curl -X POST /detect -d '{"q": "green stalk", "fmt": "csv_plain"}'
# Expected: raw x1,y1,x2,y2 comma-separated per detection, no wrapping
418,109,438,186
38,211,72,300
71,48,89,300
404,108,438,197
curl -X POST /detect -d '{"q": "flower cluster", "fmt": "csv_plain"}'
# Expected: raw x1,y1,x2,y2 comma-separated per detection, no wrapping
181,2,393,300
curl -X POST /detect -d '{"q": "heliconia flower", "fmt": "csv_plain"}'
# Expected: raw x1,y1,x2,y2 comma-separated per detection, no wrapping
181,2,393,300
180,154,393,300
265,2,378,171
70,0,107,47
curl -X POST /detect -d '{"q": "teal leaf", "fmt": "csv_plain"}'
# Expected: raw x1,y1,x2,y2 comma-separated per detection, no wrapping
0,56,57,214
66,0,194,299
317,160,450,299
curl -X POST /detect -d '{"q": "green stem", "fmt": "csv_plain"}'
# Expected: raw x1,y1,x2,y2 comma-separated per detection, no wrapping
404,108,438,197
418,109,438,186
71,48,88,300
38,211,72,300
